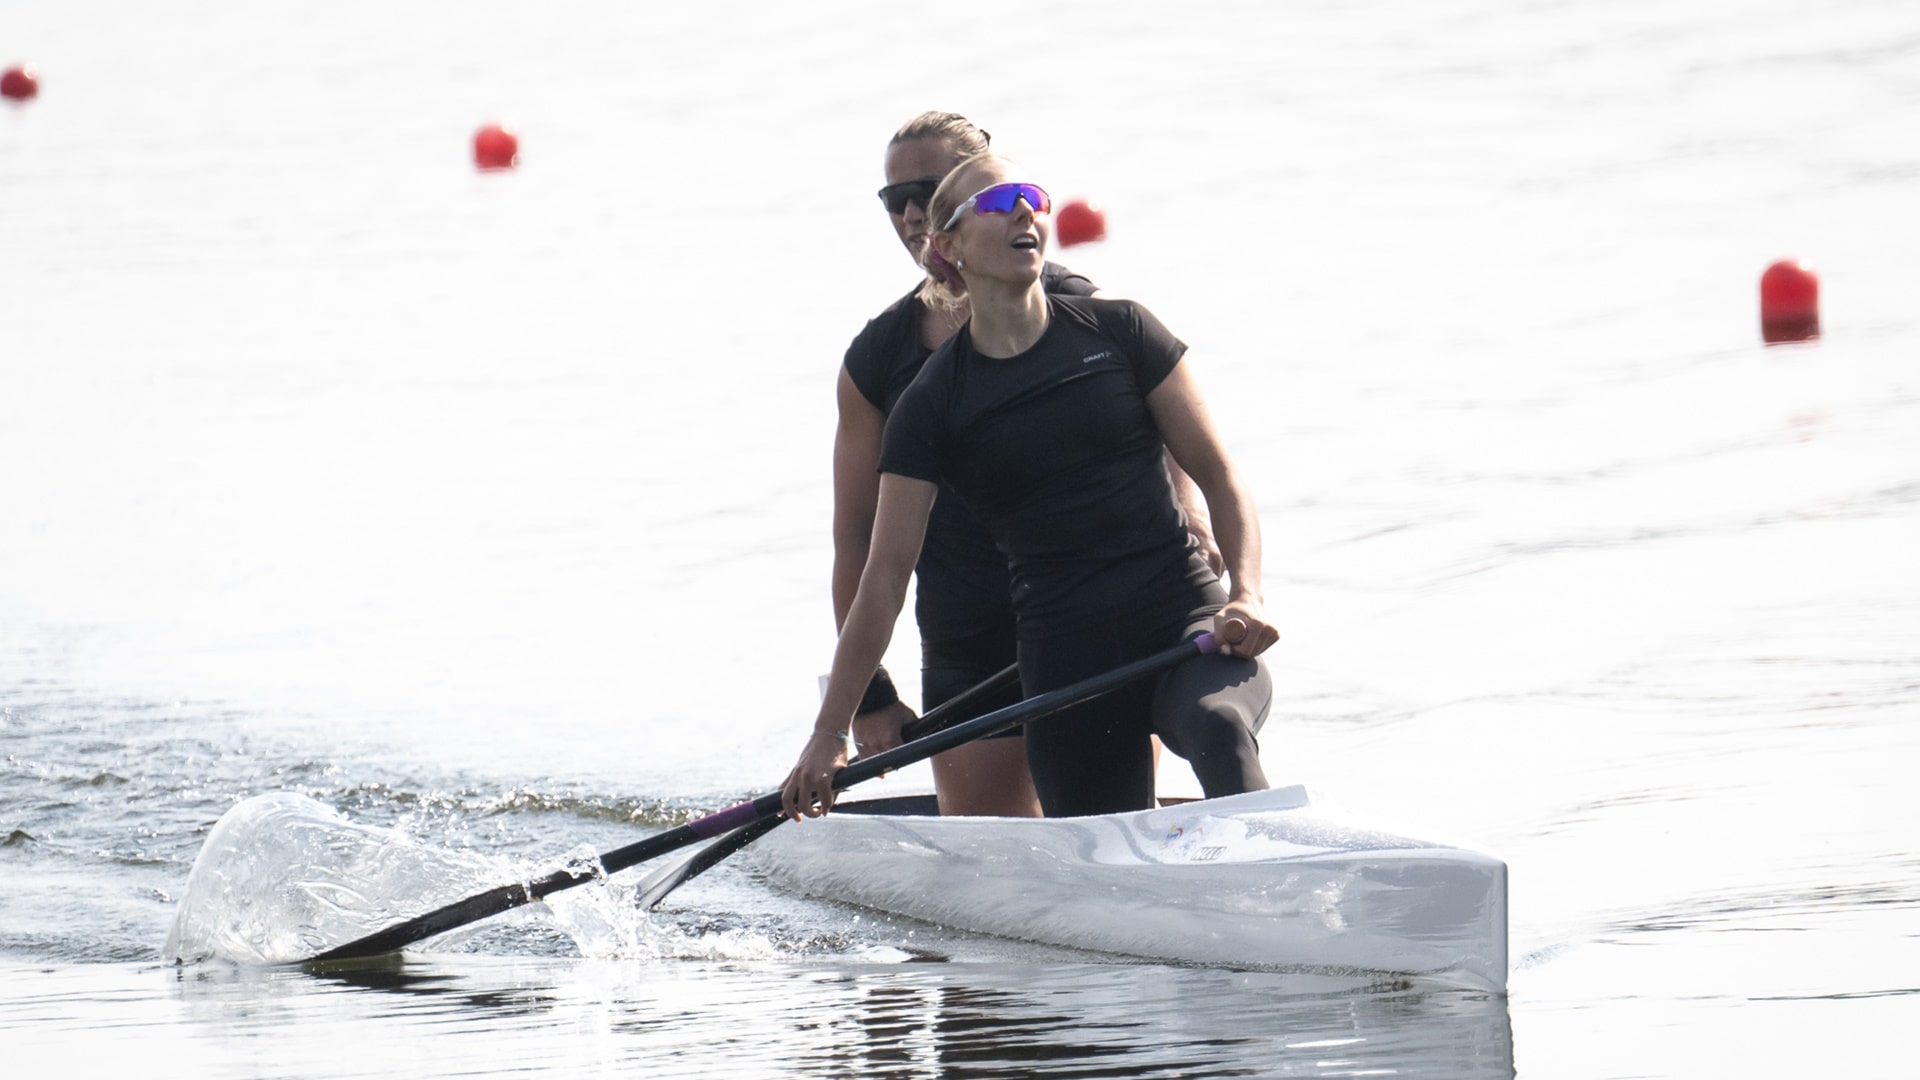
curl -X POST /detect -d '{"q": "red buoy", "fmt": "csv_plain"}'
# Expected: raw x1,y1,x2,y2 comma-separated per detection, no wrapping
1760,259,1819,344
473,122,519,170
1,64,39,102
1055,198,1108,247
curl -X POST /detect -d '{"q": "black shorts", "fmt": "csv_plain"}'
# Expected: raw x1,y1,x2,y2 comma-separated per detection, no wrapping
1016,595,1270,817
921,621,1023,738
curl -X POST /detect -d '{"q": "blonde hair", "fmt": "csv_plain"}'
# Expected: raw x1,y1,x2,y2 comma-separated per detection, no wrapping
915,152,1015,309
889,111,991,158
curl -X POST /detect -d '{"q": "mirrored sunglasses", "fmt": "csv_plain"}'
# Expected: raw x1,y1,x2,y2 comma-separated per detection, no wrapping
942,182,1051,230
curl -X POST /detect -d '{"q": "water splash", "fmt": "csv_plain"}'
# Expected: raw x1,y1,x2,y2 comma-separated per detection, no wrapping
166,791,505,964
165,792,806,967
541,869,788,963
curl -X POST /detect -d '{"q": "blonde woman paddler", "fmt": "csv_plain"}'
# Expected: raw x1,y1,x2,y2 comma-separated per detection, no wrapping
787,151,1276,820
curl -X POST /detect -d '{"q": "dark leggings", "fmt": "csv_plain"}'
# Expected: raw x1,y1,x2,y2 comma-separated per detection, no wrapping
922,622,1024,738
1018,605,1272,817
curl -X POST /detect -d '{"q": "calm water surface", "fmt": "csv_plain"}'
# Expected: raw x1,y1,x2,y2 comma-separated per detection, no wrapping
3,0,1916,1076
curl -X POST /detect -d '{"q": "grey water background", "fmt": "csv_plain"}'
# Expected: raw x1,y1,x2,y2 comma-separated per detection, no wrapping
3,0,1916,1075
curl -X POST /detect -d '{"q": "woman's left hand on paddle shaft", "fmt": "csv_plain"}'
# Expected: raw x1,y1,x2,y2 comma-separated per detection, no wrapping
781,731,850,820
1213,601,1279,658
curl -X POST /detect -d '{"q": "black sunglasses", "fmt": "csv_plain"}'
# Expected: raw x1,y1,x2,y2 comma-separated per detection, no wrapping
877,177,942,215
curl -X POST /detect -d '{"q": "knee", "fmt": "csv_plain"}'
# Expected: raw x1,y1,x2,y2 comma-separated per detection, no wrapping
1163,698,1259,757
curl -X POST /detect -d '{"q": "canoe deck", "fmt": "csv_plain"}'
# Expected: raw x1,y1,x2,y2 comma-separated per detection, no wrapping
744,785,1508,992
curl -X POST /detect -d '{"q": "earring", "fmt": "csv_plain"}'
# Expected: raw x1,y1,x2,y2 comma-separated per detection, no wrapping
957,258,965,269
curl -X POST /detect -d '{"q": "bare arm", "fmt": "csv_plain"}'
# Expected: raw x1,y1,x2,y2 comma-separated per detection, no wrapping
831,367,920,750
1084,289,1219,571
1145,358,1278,657
831,366,885,628
784,473,938,818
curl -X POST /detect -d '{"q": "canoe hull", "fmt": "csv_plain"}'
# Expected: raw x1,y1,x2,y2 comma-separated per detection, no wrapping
749,786,1507,992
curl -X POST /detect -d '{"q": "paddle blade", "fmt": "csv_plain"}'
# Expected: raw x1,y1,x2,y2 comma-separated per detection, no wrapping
632,816,786,911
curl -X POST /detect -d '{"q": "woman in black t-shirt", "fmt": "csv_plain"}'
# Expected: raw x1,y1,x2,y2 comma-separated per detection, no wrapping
832,115,1217,817
832,113,1100,817
787,152,1276,819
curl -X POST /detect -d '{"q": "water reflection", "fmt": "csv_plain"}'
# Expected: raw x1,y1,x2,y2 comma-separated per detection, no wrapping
155,957,1515,1079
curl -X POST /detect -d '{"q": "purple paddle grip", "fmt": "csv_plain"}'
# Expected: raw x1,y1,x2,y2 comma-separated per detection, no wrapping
689,801,761,838
1193,630,1218,653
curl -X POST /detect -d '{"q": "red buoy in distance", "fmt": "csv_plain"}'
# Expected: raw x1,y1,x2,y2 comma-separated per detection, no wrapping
473,122,519,170
1,65,39,102
1055,198,1108,247
1760,259,1819,344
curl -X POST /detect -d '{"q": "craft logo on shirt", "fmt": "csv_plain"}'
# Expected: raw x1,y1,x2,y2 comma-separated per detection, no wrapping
1081,350,1115,365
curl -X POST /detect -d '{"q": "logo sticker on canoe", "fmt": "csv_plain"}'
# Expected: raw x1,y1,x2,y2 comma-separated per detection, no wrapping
1162,820,1221,861
1159,816,1246,862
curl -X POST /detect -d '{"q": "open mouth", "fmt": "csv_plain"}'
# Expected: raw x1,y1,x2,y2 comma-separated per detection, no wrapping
1010,235,1038,251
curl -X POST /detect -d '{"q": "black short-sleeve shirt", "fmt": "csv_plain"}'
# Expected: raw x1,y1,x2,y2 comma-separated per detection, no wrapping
880,294,1215,638
843,264,1095,642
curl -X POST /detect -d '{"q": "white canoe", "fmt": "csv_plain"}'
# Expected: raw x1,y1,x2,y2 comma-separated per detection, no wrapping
747,785,1507,992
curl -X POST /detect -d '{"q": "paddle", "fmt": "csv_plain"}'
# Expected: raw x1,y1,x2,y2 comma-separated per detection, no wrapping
630,662,1022,910
303,632,1216,963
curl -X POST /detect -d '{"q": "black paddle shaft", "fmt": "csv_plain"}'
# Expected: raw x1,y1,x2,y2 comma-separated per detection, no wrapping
304,634,1212,963
631,662,1022,911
